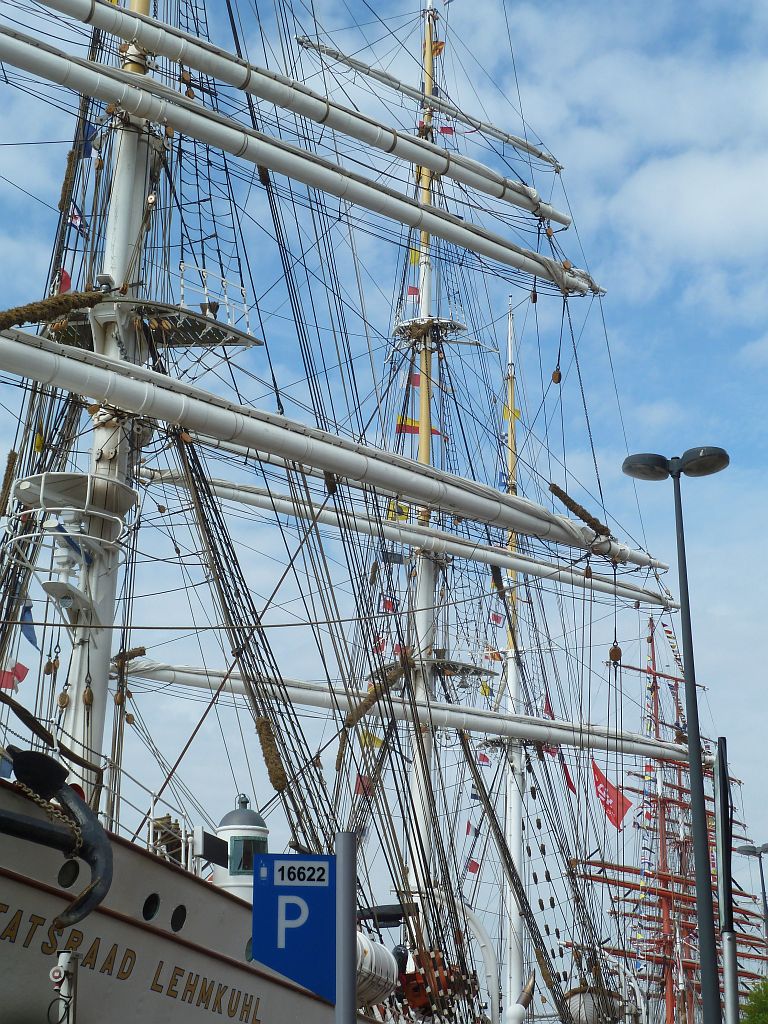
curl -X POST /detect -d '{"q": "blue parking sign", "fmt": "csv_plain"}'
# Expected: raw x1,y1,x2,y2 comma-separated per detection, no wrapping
252,853,336,1002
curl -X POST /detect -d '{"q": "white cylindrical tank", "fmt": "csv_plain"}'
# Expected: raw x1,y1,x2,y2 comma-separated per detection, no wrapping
212,794,268,902
564,986,623,1024
355,932,398,1005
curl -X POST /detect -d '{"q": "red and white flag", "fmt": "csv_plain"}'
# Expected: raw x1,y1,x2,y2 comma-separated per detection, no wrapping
591,758,632,828
0,662,28,692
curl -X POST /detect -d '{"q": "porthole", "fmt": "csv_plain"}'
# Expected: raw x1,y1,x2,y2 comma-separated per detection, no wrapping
170,904,187,932
142,893,160,921
58,860,79,889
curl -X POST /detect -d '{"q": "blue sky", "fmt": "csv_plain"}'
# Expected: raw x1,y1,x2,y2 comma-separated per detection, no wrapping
1,0,767,906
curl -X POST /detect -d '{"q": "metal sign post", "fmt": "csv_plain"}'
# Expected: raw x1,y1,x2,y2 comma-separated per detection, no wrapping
335,831,357,1024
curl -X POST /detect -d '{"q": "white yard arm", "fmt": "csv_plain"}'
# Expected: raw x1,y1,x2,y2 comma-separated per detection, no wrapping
37,0,570,226
143,470,672,608
125,660,695,764
0,328,666,569
0,25,596,294
298,37,562,170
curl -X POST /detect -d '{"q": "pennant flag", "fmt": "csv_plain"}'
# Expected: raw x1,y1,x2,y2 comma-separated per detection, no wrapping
409,248,420,266
439,125,455,135
372,635,387,656
57,268,72,295
407,285,420,298
479,681,493,698
489,611,504,626
465,820,480,837
502,404,521,422
431,40,446,57
381,595,398,613
0,661,28,692
20,603,39,650
559,752,577,795
466,857,480,874
387,499,409,522
470,785,480,801
355,774,373,797
477,752,491,766
381,548,407,565
396,416,441,437
591,759,632,829
68,202,88,238
542,690,555,719
360,731,384,750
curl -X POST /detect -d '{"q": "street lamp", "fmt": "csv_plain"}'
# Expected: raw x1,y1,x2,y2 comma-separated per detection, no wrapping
736,843,768,943
622,446,729,1024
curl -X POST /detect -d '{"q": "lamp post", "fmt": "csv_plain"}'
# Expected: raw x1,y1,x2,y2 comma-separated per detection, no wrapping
736,843,768,943
622,446,729,1024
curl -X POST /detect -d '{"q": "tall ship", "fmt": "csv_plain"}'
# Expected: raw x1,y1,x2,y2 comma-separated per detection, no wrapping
0,1,763,1022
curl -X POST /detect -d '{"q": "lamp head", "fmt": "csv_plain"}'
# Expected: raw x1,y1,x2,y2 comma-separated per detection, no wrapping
679,446,730,478
622,453,671,482
736,844,759,857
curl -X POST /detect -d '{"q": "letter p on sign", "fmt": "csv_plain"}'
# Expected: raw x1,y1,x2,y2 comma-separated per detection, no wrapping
277,895,309,949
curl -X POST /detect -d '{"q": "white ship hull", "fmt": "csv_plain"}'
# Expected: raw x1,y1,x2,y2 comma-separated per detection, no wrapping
0,782,339,1023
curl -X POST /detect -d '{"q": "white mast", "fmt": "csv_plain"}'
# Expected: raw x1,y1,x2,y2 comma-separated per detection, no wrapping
58,0,153,789
502,304,525,1015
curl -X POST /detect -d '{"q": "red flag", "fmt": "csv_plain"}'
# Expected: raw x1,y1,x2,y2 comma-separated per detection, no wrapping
560,753,577,795
489,611,503,626
0,662,28,692
355,774,373,797
477,752,491,766
407,285,420,297
541,689,558,755
381,595,398,613
591,759,632,828
439,126,455,135
58,269,71,294
372,635,387,655
466,858,480,874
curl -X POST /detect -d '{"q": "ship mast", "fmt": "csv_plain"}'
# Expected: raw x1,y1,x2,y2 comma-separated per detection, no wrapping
503,303,526,1017
58,0,153,790
408,0,439,908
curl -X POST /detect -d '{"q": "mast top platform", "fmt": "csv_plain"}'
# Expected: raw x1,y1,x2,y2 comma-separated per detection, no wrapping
50,298,262,352
393,316,467,343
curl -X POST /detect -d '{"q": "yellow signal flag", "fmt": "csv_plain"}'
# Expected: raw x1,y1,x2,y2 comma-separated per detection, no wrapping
387,499,410,522
34,422,45,453
409,247,420,266
432,40,446,57
502,404,521,422
480,681,492,697
360,730,384,750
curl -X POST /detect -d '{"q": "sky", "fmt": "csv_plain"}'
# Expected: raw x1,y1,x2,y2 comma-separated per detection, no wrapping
0,0,767,908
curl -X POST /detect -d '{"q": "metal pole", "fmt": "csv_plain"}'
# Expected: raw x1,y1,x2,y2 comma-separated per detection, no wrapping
721,934,738,1024
714,738,737,1024
758,855,768,944
671,467,721,1024
335,831,357,1024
